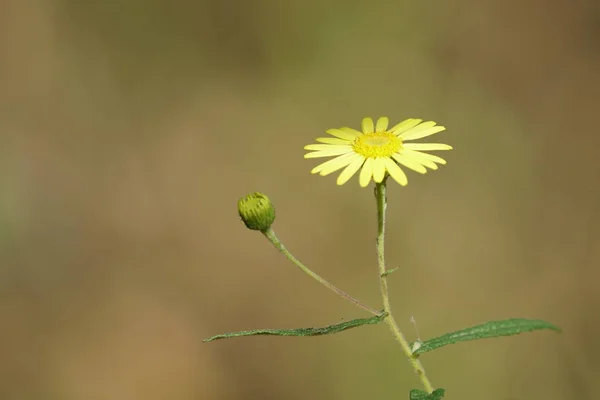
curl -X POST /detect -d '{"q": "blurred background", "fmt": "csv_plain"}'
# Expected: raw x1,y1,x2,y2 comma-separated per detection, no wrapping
1,0,599,399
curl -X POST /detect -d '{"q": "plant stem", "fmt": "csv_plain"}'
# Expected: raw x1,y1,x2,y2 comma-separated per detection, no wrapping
374,181,434,393
263,228,381,316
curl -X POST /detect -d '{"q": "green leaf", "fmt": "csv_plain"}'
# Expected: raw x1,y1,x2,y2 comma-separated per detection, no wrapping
203,312,387,342
409,388,445,399
411,318,561,355
382,267,399,277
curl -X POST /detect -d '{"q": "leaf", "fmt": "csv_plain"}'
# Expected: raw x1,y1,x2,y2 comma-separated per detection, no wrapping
203,312,387,342
411,318,561,355
409,388,445,399
382,267,399,277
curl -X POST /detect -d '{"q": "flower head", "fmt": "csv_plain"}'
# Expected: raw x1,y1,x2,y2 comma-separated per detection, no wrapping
238,192,276,232
304,117,452,187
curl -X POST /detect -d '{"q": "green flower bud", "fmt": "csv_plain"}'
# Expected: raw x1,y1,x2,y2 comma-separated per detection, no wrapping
237,192,275,232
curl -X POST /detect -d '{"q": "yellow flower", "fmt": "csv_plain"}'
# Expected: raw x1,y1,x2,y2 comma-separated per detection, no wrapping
304,117,452,187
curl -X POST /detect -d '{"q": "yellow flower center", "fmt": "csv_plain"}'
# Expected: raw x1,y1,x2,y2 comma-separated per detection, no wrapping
352,132,402,158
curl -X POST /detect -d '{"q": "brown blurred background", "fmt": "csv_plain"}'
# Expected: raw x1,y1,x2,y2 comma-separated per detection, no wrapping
1,0,599,399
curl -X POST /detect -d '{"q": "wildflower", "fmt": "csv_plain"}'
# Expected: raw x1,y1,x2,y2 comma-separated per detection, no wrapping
304,117,452,187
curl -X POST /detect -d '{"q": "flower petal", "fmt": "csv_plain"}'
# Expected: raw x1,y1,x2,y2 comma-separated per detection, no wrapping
339,127,363,136
326,129,359,141
403,143,452,151
372,157,387,183
383,158,408,186
392,153,427,174
361,117,374,134
311,152,355,174
390,118,422,135
336,156,365,185
304,144,351,151
318,153,361,176
375,117,389,133
316,137,353,145
400,123,445,141
401,149,445,169
304,148,352,158
359,157,374,187
406,150,447,165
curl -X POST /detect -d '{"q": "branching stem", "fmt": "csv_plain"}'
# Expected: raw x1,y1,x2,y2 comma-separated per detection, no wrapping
264,228,381,316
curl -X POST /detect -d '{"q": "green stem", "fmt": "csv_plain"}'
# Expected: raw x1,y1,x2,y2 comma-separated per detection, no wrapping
375,180,434,393
263,228,381,316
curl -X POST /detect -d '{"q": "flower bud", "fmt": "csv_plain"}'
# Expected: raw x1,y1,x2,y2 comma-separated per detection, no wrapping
237,192,275,232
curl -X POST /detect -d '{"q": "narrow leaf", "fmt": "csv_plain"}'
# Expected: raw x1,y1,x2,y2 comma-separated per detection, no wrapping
382,267,399,277
411,318,561,355
410,388,445,399
204,312,387,342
